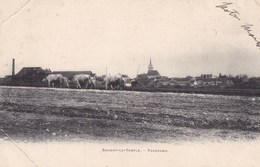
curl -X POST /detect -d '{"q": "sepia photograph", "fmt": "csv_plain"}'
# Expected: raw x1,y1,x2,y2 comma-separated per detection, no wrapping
0,0,260,166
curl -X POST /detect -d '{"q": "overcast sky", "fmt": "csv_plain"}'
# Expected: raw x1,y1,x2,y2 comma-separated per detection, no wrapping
1,0,260,78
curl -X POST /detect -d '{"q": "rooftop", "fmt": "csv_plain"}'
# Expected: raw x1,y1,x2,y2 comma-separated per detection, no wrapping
16,67,51,77
147,70,160,76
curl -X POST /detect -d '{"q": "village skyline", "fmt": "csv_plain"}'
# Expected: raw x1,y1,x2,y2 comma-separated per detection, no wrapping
1,57,259,80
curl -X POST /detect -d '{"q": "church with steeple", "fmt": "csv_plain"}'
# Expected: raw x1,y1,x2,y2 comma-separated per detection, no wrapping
147,58,160,79
148,58,154,71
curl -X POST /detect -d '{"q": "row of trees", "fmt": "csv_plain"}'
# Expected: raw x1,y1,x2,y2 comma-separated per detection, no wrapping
233,75,260,89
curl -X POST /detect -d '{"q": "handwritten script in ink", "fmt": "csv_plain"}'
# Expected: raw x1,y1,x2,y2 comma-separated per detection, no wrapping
216,2,260,51
216,2,240,20
241,24,260,48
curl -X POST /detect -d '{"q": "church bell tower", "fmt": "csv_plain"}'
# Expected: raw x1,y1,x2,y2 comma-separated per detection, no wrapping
148,58,153,71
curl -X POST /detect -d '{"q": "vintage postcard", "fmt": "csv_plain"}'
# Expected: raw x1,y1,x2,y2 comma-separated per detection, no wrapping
0,0,260,167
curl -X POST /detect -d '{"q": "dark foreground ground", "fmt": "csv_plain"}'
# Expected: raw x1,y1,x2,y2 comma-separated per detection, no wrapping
0,86,260,143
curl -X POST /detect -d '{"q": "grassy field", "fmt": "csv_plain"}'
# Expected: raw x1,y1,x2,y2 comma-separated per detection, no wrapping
0,86,259,142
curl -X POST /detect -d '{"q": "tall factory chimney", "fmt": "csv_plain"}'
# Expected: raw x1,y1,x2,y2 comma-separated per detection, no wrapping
12,58,15,76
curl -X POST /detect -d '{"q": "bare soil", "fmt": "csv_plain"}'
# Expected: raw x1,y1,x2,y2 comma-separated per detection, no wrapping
0,86,259,143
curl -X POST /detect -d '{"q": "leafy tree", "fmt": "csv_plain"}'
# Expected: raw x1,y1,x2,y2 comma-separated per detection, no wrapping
233,74,249,87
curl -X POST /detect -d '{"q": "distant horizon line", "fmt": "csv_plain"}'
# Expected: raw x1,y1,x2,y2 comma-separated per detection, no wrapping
2,67,259,79
1,58,259,78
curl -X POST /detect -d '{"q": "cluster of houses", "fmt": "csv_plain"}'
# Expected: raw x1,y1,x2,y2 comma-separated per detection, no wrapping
1,58,259,89
136,59,234,89
156,73,234,88
1,66,97,88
